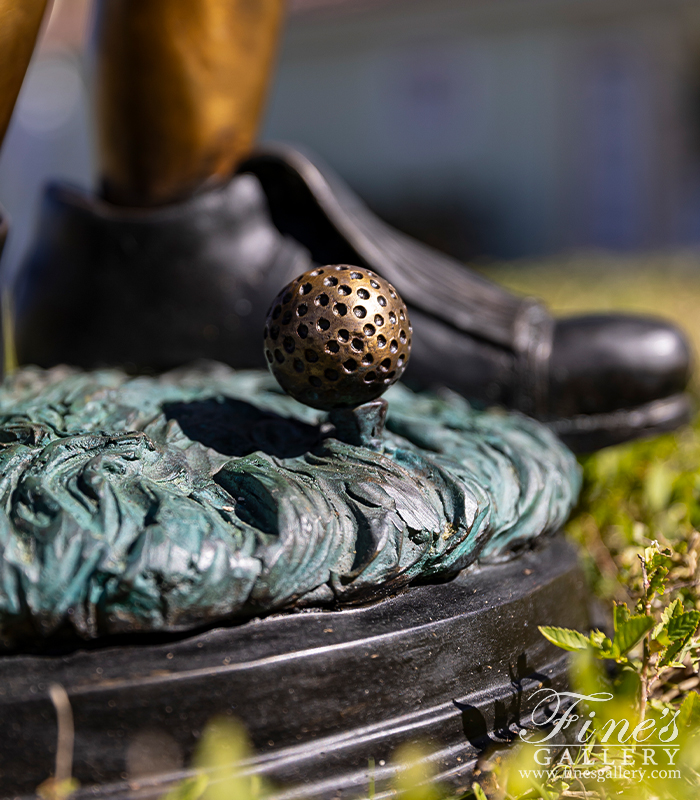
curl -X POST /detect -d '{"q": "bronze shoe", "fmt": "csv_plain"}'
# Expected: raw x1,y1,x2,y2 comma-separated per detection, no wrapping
240,144,693,452
12,143,692,452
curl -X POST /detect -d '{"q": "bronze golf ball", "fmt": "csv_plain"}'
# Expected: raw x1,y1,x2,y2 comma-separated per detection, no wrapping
263,265,412,410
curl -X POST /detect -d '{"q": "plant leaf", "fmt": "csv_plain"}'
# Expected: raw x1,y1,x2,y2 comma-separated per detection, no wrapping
666,609,700,644
613,603,631,632
659,612,700,668
613,615,655,657
162,775,208,800
678,691,700,733
539,626,591,652
653,599,683,646
472,783,489,800
644,463,675,512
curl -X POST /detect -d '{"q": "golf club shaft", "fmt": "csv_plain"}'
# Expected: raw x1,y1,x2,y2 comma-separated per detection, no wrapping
93,0,286,207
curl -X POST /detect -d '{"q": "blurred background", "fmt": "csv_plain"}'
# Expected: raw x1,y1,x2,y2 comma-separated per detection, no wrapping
2,0,700,300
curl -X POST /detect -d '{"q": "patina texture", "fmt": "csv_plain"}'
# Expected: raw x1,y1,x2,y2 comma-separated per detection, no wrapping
0,364,580,644
264,265,412,410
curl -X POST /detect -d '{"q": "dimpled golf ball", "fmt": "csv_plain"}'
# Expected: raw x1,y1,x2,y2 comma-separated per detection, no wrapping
263,265,412,410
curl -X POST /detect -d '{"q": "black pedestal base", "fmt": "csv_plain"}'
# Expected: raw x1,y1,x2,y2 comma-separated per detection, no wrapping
0,536,586,799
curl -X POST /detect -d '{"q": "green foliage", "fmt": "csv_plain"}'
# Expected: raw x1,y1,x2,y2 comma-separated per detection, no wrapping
541,605,654,660
36,778,80,800
538,626,590,652
614,604,656,657
163,775,209,800
392,744,444,800
162,721,454,800
452,256,700,798
566,422,700,610
654,600,700,668
473,542,700,800
678,690,700,731
160,717,267,800
471,784,489,800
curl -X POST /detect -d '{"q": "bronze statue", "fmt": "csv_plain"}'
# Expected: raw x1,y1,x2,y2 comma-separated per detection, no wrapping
0,249,583,794
0,5,665,795
1,0,691,452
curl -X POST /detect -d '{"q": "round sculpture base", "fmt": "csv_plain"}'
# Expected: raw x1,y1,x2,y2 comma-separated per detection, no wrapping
0,535,586,799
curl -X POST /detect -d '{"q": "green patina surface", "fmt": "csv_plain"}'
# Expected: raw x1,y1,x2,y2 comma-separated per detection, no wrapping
0,363,580,643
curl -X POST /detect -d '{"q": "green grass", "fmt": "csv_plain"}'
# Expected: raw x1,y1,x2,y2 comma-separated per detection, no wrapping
483,252,700,608
471,253,700,799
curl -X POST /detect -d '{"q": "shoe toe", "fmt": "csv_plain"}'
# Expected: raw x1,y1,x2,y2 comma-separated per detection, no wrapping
549,314,692,418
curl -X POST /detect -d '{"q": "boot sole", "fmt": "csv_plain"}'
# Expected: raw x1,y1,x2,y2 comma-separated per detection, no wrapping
549,392,693,453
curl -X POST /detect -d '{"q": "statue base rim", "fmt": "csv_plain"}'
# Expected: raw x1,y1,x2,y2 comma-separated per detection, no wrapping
0,535,586,799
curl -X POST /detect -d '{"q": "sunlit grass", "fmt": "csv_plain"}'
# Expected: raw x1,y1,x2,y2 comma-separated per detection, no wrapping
482,251,700,606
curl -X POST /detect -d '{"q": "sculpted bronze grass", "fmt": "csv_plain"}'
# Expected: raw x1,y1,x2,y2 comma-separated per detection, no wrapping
0,362,579,645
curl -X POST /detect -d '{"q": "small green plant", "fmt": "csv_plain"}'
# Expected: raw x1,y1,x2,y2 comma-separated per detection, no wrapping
567,424,700,611
162,717,264,800
36,684,79,800
163,721,452,800
541,543,700,722
473,542,700,800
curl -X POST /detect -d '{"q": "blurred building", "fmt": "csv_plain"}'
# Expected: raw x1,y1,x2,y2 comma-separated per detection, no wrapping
267,0,700,259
